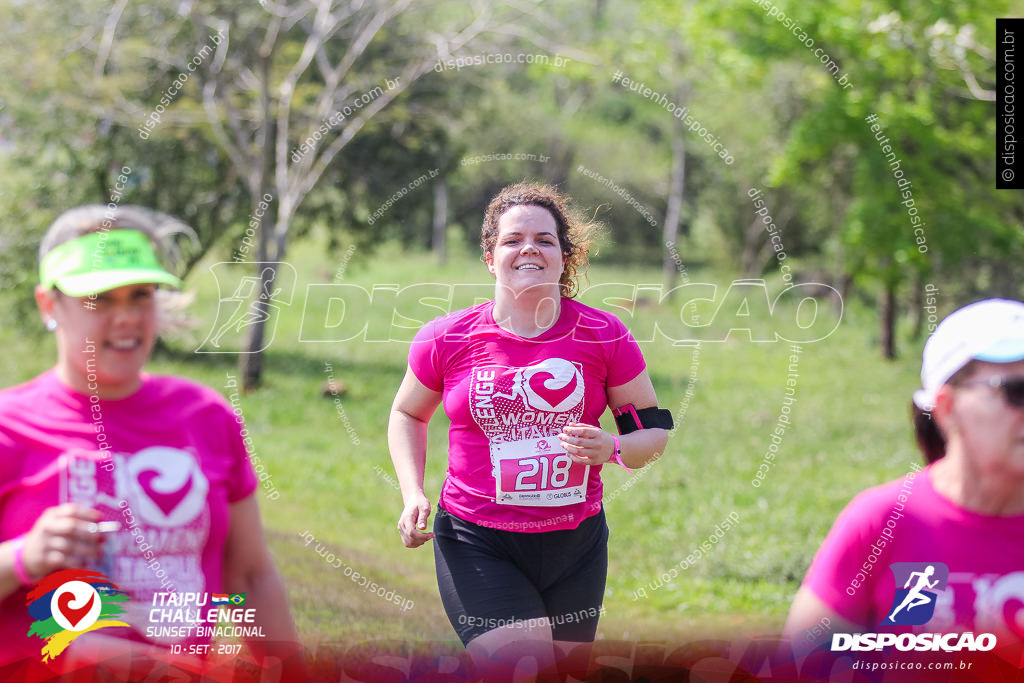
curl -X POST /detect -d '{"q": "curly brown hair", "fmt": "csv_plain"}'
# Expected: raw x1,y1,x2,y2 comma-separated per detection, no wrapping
480,183,596,299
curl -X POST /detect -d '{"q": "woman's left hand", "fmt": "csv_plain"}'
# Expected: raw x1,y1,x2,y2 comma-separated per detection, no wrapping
558,423,615,465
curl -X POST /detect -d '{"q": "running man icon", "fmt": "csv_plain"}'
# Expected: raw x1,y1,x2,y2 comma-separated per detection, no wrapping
883,562,949,626
208,268,282,348
887,565,938,623
196,261,296,353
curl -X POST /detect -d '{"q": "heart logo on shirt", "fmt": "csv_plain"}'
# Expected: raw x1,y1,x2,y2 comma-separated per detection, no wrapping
117,447,210,527
138,469,193,516
529,371,578,409
522,358,584,412
56,591,95,629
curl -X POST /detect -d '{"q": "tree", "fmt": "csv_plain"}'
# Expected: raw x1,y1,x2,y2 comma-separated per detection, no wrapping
0,0,252,328
185,0,549,389
721,0,1023,357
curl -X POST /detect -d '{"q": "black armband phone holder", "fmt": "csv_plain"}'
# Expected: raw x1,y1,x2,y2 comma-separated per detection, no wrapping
613,404,674,434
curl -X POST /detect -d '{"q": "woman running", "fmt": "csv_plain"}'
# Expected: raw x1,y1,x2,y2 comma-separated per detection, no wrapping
786,298,1024,647
0,206,298,669
388,183,672,673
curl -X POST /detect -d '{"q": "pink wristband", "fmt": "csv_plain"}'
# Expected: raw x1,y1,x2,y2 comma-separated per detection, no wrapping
11,537,33,586
611,435,633,474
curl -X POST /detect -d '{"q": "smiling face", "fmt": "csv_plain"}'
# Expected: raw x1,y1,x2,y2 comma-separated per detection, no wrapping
37,283,158,398
485,205,566,294
934,359,1024,475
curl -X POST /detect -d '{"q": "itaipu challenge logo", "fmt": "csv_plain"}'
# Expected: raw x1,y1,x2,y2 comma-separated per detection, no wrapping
26,569,129,661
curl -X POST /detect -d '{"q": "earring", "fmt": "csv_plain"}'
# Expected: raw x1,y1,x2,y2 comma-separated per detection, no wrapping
45,319,57,332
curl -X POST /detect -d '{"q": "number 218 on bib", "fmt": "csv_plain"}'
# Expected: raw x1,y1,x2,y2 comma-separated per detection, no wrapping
490,436,589,507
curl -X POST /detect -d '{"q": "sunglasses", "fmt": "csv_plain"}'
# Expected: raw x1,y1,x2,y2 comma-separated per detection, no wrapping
955,376,1024,408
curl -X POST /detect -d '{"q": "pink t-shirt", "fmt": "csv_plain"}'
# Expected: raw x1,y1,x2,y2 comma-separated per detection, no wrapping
409,298,646,532
802,463,1024,638
0,370,258,663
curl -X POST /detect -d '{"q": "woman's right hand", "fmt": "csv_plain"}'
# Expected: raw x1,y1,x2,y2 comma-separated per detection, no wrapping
397,494,435,548
21,503,106,578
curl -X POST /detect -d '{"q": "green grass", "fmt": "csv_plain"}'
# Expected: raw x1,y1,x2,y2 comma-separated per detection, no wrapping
0,233,928,646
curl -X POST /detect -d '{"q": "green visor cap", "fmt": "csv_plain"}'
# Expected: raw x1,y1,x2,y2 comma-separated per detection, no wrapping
39,229,183,297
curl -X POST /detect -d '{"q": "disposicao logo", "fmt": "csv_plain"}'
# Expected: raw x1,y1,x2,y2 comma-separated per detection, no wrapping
884,562,948,626
831,562,996,653
26,569,130,661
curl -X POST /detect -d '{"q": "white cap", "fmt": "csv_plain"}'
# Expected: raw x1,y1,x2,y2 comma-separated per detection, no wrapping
914,298,1024,410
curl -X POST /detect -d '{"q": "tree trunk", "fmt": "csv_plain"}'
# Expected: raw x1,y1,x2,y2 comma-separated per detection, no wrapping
740,215,764,277
239,262,280,391
880,281,897,359
237,203,275,391
237,54,276,392
433,177,448,265
237,205,293,392
662,123,685,296
742,196,794,279
837,270,854,317
908,270,924,340
549,143,574,189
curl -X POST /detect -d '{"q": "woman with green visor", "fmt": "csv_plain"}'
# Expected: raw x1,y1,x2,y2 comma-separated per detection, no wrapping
0,206,298,671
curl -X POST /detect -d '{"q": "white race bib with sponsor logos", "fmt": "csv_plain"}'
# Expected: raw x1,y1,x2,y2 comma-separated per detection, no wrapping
490,436,589,507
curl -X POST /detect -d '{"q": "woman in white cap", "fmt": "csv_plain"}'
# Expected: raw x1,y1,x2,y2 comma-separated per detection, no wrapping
0,206,298,668
785,298,1024,646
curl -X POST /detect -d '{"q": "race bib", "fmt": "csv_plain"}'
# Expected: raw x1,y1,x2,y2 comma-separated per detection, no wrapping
490,436,589,507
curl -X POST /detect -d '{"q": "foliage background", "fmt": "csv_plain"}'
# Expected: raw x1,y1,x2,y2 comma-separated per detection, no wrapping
0,0,1021,651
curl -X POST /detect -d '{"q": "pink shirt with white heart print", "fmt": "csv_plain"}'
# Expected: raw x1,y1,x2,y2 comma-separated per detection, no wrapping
0,370,257,663
408,298,647,531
